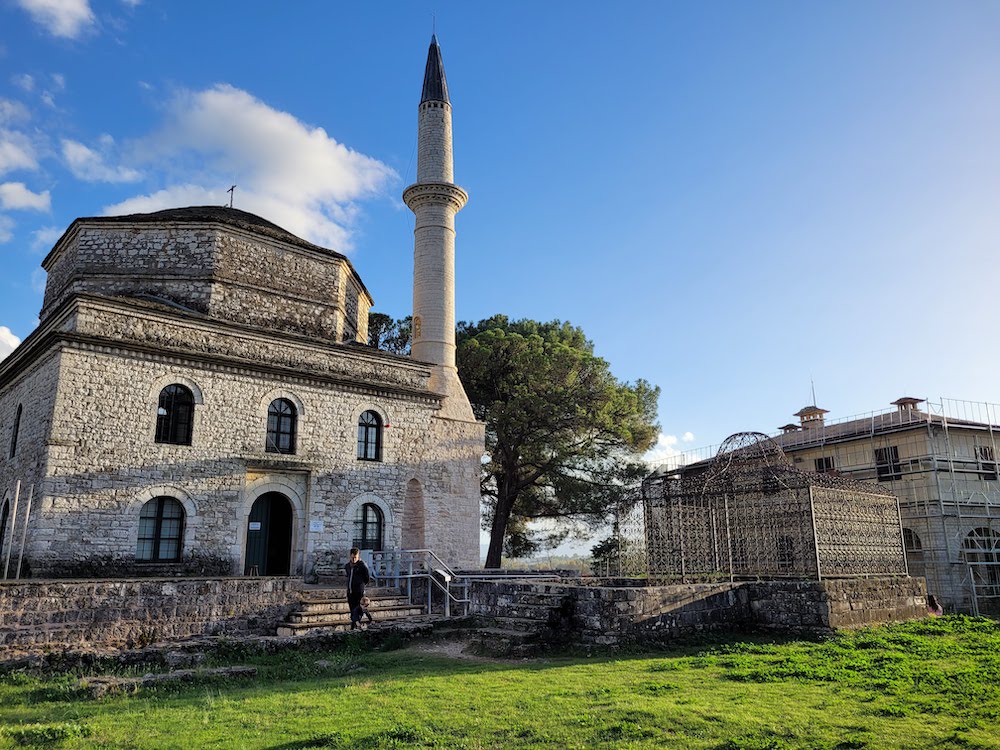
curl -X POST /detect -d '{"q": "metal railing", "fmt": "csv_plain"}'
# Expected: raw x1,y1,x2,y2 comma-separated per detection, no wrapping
361,549,561,617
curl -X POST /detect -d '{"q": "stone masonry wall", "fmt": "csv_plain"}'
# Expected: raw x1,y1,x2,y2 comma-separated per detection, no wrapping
41,222,369,342
0,576,303,649
0,350,61,573
747,577,928,630
21,294,482,573
471,576,928,647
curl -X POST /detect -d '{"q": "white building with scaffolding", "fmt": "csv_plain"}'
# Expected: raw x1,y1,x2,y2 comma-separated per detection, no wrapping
659,397,1000,615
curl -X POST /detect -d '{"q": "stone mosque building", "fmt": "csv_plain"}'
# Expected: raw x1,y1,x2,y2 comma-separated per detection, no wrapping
0,36,485,578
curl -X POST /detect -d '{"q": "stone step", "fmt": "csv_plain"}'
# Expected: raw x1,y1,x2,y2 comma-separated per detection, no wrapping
298,587,403,602
297,597,412,615
287,605,424,625
275,609,423,637
489,616,549,633
496,603,562,621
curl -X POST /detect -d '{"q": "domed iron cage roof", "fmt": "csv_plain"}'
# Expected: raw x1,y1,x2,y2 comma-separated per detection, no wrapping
618,432,908,582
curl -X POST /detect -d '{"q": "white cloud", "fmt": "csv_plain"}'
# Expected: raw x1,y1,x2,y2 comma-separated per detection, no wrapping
61,138,141,182
40,91,56,108
120,0,141,6
12,74,34,92
644,432,698,469
0,216,13,243
51,73,66,91
0,181,51,210
31,225,63,252
17,0,96,39
113,84,397,251
0,326,20,360
0,129,38,175
0,100,31,125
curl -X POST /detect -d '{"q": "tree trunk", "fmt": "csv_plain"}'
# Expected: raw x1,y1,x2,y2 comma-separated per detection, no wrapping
484,483,516,569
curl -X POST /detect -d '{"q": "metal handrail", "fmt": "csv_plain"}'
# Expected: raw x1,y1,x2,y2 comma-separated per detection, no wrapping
362,549,564,617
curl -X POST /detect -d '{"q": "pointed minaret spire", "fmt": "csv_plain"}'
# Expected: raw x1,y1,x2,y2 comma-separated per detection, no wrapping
421,35,450,105
404,34,474,421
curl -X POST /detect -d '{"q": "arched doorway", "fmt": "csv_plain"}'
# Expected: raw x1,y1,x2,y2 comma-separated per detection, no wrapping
244,492,293,575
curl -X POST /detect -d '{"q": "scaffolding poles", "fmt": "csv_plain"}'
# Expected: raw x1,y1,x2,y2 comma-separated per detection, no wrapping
15,485,32,579
2,480,33,580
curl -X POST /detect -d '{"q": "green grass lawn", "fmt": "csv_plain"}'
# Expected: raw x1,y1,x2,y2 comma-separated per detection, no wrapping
1,616,999,749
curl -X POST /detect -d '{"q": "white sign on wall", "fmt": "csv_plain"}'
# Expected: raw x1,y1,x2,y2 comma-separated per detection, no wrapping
309,519,324,533
248,521,262,531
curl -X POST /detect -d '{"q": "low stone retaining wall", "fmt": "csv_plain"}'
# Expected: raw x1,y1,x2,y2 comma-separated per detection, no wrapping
470,576,927,647
747,577,927,630
0,577,304,650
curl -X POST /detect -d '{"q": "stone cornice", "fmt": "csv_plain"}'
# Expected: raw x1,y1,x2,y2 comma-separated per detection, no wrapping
402,182,469,212
55,334,442,406
0,295,441,406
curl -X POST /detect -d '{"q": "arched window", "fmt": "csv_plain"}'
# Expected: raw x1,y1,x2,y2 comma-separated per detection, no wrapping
0,500,9,563
961,527,1000,594
266,398,297,454
352,502,384,551
902,528,922,553
357,410,382,461
136,496,185,561
155,384,194,445
9,404,22,458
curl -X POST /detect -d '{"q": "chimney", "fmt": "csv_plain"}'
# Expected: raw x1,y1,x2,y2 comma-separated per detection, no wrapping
794,405,829,429
891,396,924,414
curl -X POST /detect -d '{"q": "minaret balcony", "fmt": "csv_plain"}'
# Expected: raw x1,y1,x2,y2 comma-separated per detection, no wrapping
402,182,469,212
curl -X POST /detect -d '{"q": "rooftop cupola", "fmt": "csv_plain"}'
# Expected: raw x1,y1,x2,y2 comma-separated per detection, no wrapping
794,405,829,429
891,397,925,414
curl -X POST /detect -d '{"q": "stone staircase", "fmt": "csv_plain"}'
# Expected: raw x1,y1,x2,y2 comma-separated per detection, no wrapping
466,584,574,658
276,586,425,637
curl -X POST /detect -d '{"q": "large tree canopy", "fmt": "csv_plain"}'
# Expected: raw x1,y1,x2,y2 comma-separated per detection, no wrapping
456,316,659,568
367,313,411,355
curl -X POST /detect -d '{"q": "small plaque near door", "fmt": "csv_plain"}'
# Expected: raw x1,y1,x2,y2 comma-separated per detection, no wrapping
309,519,324,533
248,521,262,531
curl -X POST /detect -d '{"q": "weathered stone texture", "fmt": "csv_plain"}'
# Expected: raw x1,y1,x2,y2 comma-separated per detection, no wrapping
22,332,480,573
0,350,61,565
42,220,370,343
471,576,928,647
3,213,484,577
0,577,302,648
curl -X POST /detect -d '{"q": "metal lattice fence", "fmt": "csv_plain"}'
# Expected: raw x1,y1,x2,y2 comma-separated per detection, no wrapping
622,432,907,582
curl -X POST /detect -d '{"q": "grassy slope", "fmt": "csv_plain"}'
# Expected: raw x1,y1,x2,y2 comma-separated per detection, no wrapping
1,616,998,749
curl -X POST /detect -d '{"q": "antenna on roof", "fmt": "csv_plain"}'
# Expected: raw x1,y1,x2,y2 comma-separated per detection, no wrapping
810,376,817,407
227,182,236,209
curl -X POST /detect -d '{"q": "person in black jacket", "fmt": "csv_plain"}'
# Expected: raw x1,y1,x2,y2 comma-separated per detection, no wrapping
345,547,371,630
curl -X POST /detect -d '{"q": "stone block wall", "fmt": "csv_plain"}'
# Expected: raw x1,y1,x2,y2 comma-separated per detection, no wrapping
746,577,927,630
41,220,371,343
0,349,62,569
0,576,303,650
471,576,928,647
3,293,483,575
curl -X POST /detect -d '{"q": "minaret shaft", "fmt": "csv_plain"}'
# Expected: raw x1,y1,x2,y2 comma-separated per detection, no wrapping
404,35,473,421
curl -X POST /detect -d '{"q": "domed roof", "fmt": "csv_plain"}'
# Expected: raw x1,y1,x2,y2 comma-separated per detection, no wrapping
69,205,347,261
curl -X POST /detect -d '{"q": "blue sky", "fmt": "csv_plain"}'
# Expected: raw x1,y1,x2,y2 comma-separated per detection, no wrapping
3,0,1000,464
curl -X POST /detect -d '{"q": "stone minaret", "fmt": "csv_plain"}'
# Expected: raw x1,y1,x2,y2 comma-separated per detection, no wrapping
403,35,475,421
